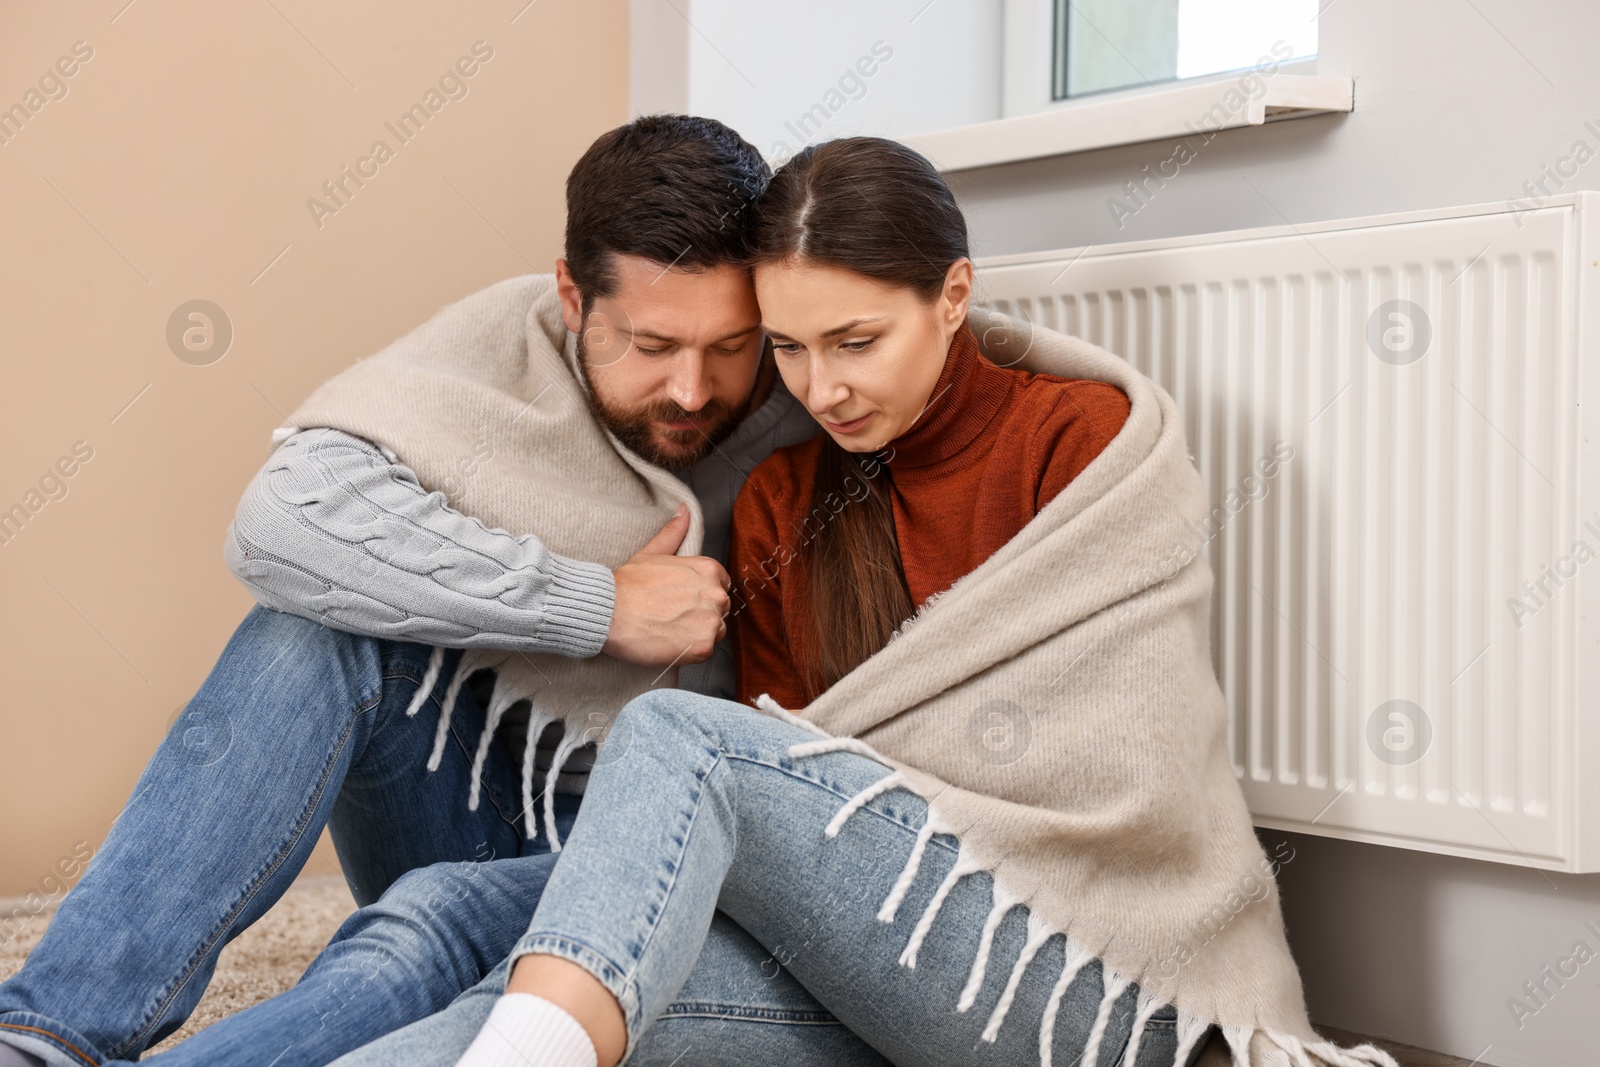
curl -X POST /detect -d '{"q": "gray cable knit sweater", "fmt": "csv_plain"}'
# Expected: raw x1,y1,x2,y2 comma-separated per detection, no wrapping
224,374,817,791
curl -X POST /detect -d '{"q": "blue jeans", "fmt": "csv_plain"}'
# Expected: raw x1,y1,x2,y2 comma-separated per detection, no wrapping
0,607,875,1066
217,856,886,1067
336,690,1205,1067
142,856,873,1067
0,605,578,1067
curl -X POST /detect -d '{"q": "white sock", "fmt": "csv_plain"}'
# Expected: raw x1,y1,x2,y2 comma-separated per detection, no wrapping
455,992,599,1067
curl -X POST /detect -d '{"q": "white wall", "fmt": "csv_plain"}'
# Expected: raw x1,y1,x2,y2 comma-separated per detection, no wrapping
1272,829,1600,1067
637,2,1600,1065
943,0,1600,262
632,0,1001,160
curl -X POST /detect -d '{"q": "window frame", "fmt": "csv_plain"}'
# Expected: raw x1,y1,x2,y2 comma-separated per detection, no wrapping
905,0,1350,173
1004,0,1320,117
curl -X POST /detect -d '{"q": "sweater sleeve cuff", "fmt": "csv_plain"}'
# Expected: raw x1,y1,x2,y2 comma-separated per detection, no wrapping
532,554,617,658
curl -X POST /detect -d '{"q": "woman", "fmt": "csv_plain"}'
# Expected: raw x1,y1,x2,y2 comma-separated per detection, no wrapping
436,137,1190,1067
348,138,1384,1067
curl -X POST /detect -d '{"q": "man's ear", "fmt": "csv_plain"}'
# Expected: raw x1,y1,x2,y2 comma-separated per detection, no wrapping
940,258,974,329
555,259,585,335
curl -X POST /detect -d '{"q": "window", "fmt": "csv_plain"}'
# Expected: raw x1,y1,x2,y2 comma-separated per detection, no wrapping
1052,0,1318,99
921,0,1343,171
648,0,1346,173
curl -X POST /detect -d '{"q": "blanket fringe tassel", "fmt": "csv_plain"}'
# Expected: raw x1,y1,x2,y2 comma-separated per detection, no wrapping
1077,965,1131,1066
427,653,475,772
541,728,586,851
760,693,1403,1067
1116,988,1168,1067
1172,1013,1215,1067
402,645,446,721
405,644,591,847
468,688,519,811
1037,937,1095,1067
982,909,1055,1042
520,711,556,842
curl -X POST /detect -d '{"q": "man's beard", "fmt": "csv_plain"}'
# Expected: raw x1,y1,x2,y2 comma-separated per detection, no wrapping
575,336,744,469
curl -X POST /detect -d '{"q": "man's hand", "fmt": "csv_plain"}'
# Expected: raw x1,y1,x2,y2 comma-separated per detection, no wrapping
602,505,731,666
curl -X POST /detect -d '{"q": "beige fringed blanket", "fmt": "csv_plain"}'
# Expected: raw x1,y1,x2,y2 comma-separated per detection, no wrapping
752,306,1397,1067
278,274,1386,1067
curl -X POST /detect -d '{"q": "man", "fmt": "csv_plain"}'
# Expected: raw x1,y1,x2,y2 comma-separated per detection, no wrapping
0,115,823,1067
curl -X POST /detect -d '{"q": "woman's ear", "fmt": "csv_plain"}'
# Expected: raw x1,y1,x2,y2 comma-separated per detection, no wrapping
940,258,974,329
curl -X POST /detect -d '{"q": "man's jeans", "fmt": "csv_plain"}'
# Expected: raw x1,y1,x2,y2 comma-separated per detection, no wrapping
335,690,1206,1067
0,604,572,1067
0,606,860,1067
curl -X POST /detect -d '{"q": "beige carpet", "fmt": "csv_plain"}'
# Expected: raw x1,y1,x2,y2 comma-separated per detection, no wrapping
0,875,356,1055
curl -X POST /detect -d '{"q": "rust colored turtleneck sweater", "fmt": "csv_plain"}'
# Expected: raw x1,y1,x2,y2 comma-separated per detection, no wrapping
728,323,1131,709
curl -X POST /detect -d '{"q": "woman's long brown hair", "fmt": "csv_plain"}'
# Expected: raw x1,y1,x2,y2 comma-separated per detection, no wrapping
748,137,970,700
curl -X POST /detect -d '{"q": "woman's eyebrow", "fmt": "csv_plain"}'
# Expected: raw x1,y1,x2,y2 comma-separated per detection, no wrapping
821,317,880,338
761,318,883,342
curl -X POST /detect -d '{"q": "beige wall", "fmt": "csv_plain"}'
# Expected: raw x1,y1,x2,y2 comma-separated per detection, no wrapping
0,0,627,896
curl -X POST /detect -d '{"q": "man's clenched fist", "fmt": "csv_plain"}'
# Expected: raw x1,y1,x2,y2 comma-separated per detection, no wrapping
601,505,731,667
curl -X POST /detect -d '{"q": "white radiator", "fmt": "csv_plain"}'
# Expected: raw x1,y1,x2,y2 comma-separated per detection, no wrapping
975,193,1600,872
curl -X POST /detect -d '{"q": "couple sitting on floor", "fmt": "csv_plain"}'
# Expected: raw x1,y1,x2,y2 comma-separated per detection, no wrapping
0,116,1393,1067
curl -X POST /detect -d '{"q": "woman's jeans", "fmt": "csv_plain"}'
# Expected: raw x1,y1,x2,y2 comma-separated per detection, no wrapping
316,865,886,1067
0,604,577,1067
341,690,1202,1067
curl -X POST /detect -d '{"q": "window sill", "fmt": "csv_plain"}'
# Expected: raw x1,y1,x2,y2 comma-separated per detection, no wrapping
905,73,1353,173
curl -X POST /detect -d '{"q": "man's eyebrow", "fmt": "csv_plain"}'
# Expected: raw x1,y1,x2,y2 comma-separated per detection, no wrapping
625,324,761,345
762,317,883,341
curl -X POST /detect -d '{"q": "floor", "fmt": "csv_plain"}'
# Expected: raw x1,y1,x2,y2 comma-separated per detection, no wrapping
1316,1025,1498,1067
0,875,358,1054
3,878,1494,1065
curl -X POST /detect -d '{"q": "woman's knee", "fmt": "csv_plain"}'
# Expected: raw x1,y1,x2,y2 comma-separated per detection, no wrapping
615,688,728,747
615,688,790,754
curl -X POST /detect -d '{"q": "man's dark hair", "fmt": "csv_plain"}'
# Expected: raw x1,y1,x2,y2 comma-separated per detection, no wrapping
564,115,770,314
